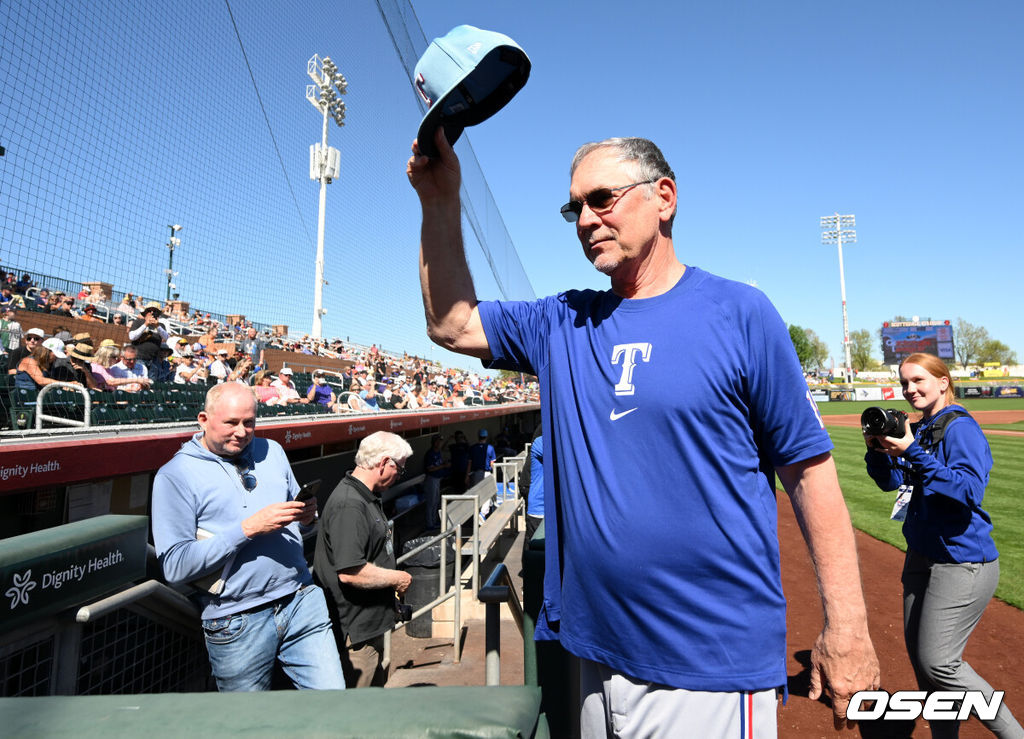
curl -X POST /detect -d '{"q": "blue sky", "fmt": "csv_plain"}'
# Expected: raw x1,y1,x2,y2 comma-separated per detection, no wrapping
2,1,1021,369
418,1,1024,366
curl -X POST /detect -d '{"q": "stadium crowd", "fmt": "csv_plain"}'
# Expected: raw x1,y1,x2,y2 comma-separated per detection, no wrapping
1,266,538,426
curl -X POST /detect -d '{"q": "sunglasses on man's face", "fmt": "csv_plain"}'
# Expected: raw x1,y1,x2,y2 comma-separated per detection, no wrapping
559,179,656,223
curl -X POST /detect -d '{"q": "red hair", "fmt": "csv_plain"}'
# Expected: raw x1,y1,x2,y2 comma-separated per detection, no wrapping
900,353,955,407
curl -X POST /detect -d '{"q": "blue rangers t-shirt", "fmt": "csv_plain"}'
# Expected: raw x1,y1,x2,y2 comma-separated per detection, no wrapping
478,266,831,692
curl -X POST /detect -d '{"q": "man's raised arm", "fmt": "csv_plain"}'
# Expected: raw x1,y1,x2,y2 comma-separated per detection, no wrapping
407,128,491,360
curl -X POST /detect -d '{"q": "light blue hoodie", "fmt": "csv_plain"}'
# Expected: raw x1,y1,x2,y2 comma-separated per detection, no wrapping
152,432,310,620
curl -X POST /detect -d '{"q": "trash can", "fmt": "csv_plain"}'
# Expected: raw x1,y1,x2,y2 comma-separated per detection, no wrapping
401,536,456,638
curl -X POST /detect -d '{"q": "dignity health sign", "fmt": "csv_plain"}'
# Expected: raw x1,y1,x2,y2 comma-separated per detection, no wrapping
0,515,147,631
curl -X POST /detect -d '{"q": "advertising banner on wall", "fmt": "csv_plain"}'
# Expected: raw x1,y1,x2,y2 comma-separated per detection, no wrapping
855,387,884,401
994,386,1024,398
0,515,147,631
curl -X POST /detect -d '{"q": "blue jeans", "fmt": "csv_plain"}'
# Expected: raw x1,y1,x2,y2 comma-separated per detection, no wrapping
202,583,345,691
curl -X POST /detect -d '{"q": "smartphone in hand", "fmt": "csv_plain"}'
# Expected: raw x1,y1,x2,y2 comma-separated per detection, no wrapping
294,479,321,503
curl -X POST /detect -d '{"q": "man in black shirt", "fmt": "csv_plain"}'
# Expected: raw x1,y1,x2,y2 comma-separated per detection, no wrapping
128,302,169,378
313,431,413,687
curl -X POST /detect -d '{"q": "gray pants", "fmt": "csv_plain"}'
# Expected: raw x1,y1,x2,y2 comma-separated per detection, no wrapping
579,657,777,738
902,550,1023,738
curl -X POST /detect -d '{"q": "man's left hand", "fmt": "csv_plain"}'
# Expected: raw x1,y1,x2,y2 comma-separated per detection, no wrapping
808,625,881,730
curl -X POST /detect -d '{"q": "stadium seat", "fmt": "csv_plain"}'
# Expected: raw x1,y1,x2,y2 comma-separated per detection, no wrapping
123,404,149,424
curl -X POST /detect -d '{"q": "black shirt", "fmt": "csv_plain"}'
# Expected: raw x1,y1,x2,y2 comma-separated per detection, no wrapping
313,473,396,643
129,317,164,361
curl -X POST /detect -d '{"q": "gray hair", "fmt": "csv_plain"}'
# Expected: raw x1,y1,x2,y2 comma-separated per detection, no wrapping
570,137,677,228
355,431,413,469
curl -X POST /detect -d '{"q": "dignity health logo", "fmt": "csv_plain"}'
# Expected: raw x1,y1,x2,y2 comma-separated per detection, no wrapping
4,549,125,610
5,569,37,609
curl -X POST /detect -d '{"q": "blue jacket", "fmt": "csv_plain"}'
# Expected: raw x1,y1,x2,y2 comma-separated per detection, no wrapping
865,404,998,563
152,433,310,619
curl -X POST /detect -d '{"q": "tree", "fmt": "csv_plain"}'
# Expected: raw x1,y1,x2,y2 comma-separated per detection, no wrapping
954,318,990,369
806,329,830,370
977,339,1017,366
850,329,876,371
788,325,813,371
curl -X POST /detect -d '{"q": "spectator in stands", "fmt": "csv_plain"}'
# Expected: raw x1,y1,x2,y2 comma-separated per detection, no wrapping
389,385,410,410
198,325,218,352
306,371,339,411
116,293,137,318
79,304,102,322
343,387,372,413
90,340,148,391
240,326,266,370
208,349,232,383
112,313,126,327
409,131,878,732
14,338,71,390
466,429,495,489
51,296,75,316
173,352,204,385
128,302,170,378
51,325,73,344
33,288,50,309
422,434,449,530
48,337,79,383
15,273,34,294
251,370,282,405
313,431,413,688
152,383,345,692
171,337,192,358
228,356,254,384
359,383,381,411
150,344,175,383
67,342,100,389
1,306,23,357
1,285,25,309
271,367,306,405
109,345,151,392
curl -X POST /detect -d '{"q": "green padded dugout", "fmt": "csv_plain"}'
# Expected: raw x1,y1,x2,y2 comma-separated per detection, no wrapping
0,686,548,738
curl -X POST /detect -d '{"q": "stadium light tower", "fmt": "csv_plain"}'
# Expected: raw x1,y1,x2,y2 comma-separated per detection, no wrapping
820,213,856,384
306,53,348,339
165,224,182,302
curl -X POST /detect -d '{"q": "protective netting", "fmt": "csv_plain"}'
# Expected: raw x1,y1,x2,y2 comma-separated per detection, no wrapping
0,0,533,363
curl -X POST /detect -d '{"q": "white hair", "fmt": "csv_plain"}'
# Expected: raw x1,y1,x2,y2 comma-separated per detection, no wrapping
354,431,412,469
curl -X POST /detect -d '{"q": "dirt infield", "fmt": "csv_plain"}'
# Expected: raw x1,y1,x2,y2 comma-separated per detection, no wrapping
823,410,1024,432
778,492,1024,737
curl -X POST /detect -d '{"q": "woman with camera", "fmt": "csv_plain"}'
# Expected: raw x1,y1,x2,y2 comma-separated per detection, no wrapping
864,353,1021,738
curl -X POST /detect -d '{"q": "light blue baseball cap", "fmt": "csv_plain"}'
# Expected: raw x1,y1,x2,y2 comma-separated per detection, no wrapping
413,25,530,158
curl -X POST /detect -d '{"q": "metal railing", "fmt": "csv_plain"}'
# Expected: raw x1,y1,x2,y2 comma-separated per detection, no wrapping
35,381,91,428
478,563,525,687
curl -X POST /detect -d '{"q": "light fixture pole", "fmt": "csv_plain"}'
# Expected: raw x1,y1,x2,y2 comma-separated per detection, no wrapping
165,224,182,302
306,53,348,339
820,213,856,384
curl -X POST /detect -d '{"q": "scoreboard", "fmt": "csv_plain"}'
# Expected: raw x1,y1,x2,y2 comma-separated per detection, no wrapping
880,320,954,365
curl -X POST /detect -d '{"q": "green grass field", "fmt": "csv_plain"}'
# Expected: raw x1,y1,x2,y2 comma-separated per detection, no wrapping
828,425,1024,609
815,397,1024,416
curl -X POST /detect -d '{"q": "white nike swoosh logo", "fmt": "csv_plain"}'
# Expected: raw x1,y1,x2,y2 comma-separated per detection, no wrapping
609,408,638,421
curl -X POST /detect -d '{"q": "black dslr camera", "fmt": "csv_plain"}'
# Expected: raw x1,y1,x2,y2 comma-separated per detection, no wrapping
861,407,909,449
